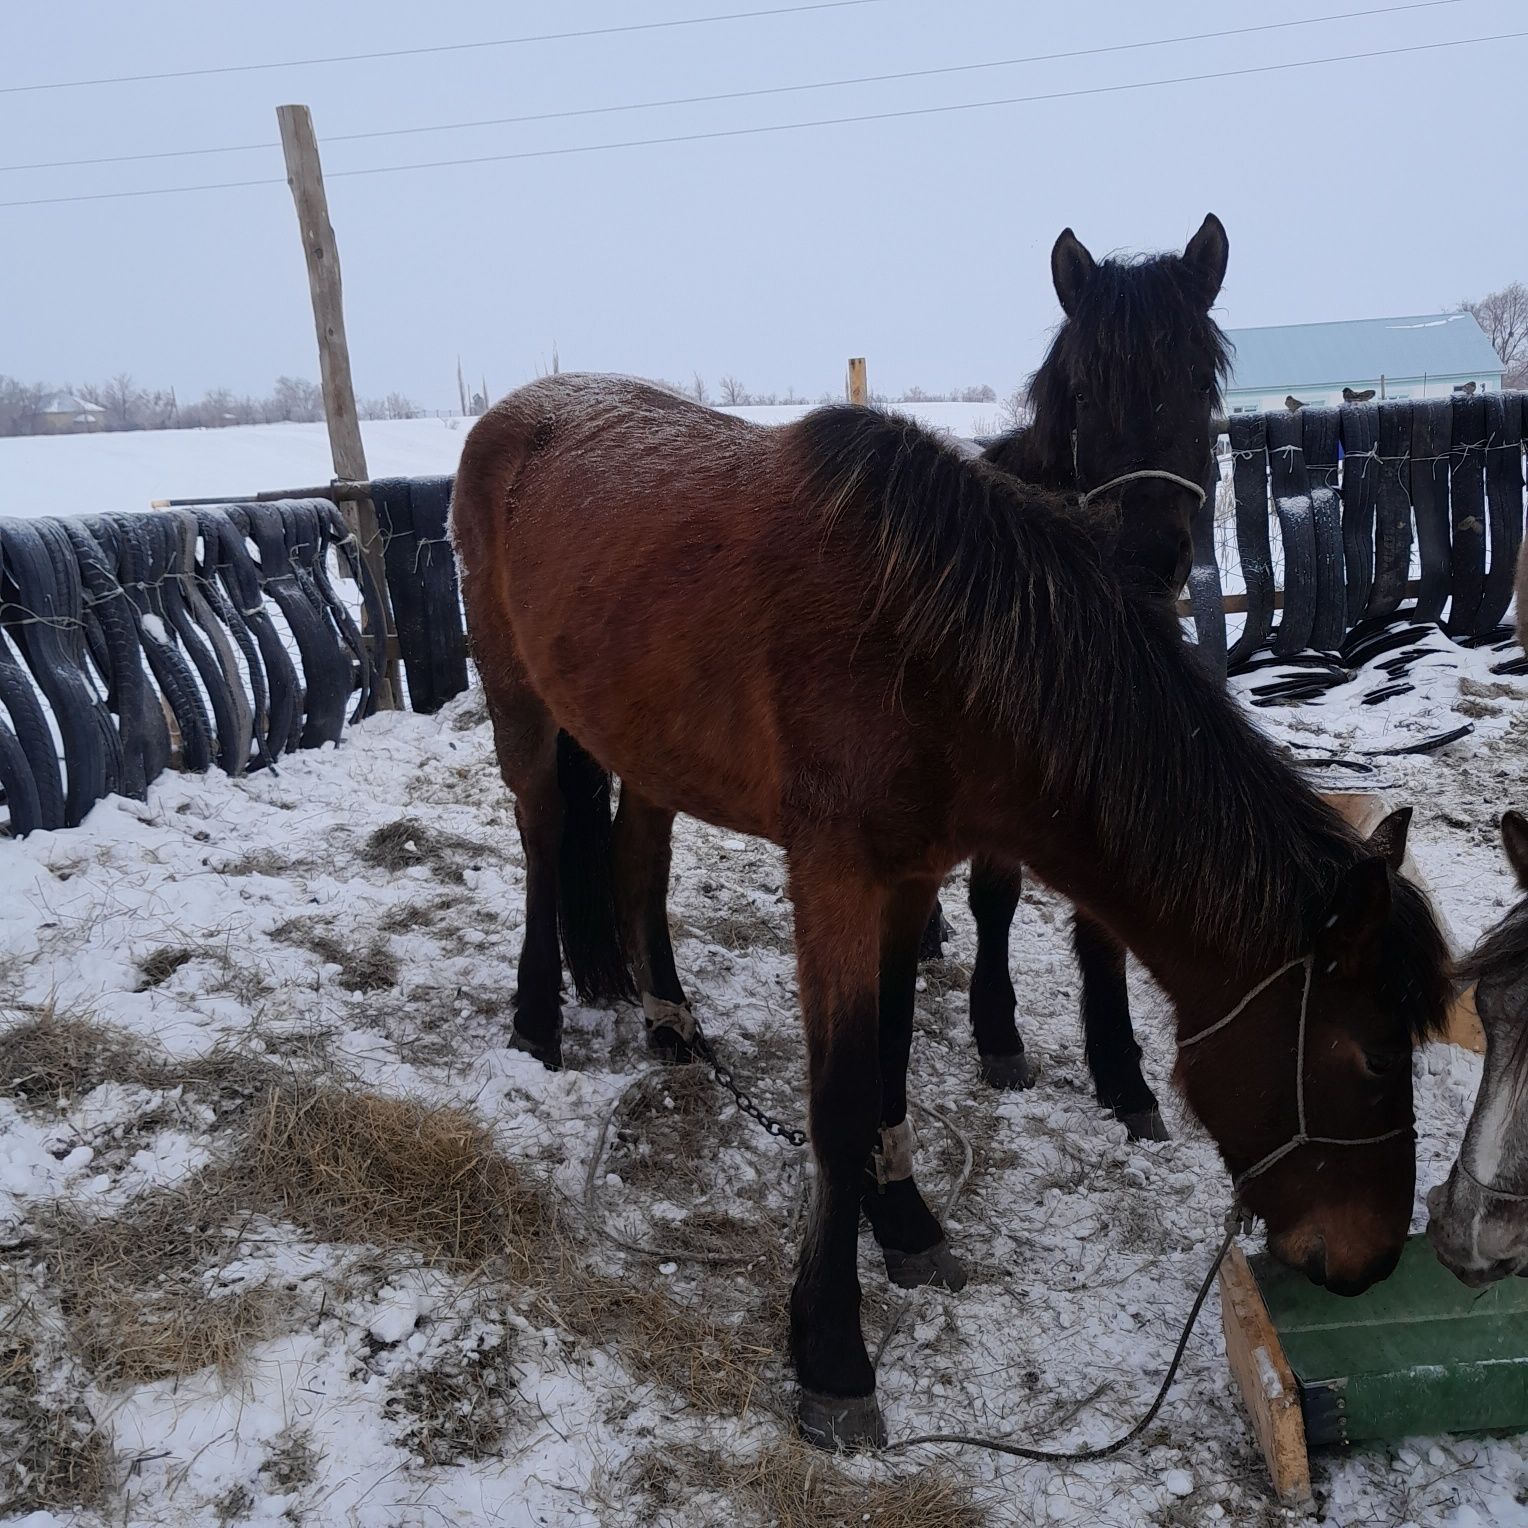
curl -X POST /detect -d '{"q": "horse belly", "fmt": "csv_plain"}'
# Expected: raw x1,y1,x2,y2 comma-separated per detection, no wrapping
506,534,786,842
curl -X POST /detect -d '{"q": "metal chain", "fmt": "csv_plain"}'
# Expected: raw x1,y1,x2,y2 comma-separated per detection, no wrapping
690,1023,808,1148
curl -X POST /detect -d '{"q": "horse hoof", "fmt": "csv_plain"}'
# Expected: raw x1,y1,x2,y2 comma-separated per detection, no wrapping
1119,1107,1170,1142
509,1025,562,1071
883,1240,969,1292
646,1023,698,1065
979,1051,1036,1090
798,1390,886,1451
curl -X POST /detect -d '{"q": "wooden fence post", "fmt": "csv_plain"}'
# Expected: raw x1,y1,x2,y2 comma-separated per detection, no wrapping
846,357,868,406
276,103,400,708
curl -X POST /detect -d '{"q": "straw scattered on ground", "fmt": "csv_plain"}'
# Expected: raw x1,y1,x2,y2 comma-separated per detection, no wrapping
626,1440,984,1528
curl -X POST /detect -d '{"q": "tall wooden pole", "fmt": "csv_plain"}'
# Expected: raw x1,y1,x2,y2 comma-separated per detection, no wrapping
846,357,868,405
276,103,400,708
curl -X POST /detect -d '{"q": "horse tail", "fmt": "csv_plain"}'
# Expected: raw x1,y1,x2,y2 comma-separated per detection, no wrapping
555,731,636,1003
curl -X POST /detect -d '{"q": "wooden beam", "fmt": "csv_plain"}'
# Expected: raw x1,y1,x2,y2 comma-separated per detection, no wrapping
276,103,400,708
1219,1245,1313,1510
846,357,868,406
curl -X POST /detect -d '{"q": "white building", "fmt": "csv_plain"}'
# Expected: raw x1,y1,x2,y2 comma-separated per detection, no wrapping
1223,312,1504,414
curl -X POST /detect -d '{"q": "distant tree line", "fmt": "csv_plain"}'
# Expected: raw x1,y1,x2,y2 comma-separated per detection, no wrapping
0,373,422,437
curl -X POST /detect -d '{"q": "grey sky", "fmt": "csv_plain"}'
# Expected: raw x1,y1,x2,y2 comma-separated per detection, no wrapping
6,0,1526,409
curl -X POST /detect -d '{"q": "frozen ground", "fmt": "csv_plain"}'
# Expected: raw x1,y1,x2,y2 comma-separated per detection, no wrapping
2,642,1525,1526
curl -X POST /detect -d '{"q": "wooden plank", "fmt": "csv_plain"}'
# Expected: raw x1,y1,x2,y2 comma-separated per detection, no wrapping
846,357,868,406
276,103,400,709
1219,1245,1313,1510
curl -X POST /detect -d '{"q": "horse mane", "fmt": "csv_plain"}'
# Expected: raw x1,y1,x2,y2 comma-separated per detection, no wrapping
793,405,1448,1040
1457,897,1528,1089
1000,251,1233,482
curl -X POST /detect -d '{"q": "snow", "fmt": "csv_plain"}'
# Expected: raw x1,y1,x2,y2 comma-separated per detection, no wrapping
1,655,1525,1525
0,402,1001,520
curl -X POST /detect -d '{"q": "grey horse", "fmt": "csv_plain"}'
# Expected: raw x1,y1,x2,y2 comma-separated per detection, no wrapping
1428,811,1528,1284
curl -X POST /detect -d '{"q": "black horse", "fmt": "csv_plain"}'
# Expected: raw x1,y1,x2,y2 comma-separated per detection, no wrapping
925,214,1231,1140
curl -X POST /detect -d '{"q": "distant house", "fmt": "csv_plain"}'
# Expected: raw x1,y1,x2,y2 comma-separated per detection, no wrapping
35,393,107,434
1222,312,1505,414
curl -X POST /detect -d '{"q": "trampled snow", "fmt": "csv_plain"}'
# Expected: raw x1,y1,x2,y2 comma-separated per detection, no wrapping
1,659,1524,1524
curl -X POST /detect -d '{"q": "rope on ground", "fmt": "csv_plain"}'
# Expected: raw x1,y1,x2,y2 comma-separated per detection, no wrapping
575,1068,806,1266
883,1215,1238,1461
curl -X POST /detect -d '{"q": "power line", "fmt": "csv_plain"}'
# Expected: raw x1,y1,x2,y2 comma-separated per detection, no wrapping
0,0,1476,175
3,27,1522,210
0,0,888,96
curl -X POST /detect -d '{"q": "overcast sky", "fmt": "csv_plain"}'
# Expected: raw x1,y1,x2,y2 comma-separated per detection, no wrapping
5,0,1526,408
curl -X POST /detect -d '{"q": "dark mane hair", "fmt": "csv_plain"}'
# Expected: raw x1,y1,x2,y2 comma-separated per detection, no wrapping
796,405,1448,1041
1457,897,1528,1085
1015,252,1233,481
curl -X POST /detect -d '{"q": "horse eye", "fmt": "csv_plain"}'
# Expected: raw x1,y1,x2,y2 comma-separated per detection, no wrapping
1074,390,1087,406
1364,1049,1407,1079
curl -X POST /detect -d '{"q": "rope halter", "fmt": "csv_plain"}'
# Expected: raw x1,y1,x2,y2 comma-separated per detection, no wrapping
1078,468,1207,511
1070,430,1208,511
1179,953,1413,1194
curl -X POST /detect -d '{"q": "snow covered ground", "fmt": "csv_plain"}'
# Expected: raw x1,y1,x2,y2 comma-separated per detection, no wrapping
2,643,1525,1526
0,402,1000,520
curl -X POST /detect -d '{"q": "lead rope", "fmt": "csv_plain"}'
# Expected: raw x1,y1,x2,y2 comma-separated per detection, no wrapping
892,949,1410,1459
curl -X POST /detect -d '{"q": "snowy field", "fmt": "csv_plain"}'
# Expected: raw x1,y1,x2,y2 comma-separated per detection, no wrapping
1,652,1525,1526
0,402,1001,520
2,416,1526,1526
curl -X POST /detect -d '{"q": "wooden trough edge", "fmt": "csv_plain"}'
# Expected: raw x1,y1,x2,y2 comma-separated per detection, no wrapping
1219,1244,1314,1510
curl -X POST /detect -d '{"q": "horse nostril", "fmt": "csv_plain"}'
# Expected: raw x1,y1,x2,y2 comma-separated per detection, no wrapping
1303,1235,1328,1285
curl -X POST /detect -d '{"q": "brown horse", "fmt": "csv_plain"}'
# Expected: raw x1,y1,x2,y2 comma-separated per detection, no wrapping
453,376,1450,1448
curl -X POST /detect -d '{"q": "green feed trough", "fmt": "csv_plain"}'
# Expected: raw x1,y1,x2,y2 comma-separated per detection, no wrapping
1251,1236,1528,1446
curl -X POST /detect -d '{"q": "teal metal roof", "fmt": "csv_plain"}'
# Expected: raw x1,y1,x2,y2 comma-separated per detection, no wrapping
1224,312,1503,392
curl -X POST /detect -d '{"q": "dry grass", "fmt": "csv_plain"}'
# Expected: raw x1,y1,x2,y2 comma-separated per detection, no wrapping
0,1336,115,1514
52,1181,285,1386
272,918,399,992
0,1008,159,1102
359,818,494,883
551,1268,781,1421
387,1328,519,1465
135,944,198,990
628,1441,983,1528
244,1084,552,1270
603,1065,743,1197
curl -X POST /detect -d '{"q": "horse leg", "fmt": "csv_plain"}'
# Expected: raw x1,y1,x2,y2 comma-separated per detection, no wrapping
1075,912,1169,1142
612,785,695,1063
788,849,886,1451
967,855,1036,1090
863,877,968,1292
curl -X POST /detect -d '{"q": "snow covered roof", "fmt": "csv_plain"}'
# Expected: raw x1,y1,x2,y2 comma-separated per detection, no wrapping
1224,312,1504,392
38,392,104,416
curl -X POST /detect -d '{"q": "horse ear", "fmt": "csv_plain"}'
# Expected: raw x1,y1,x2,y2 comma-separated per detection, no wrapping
1317,857,1392,978
1182,213,1229,307
1365,806,1412,872
1051,228,1096,317
1502,809,1528,890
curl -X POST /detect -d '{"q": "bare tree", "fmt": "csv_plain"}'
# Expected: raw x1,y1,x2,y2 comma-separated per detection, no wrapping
718,374,748,405
77,373,143,431
690,372,709,404
1461,283,1528,385
383,392,420,420
0,376,50,436
271,375,324,422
